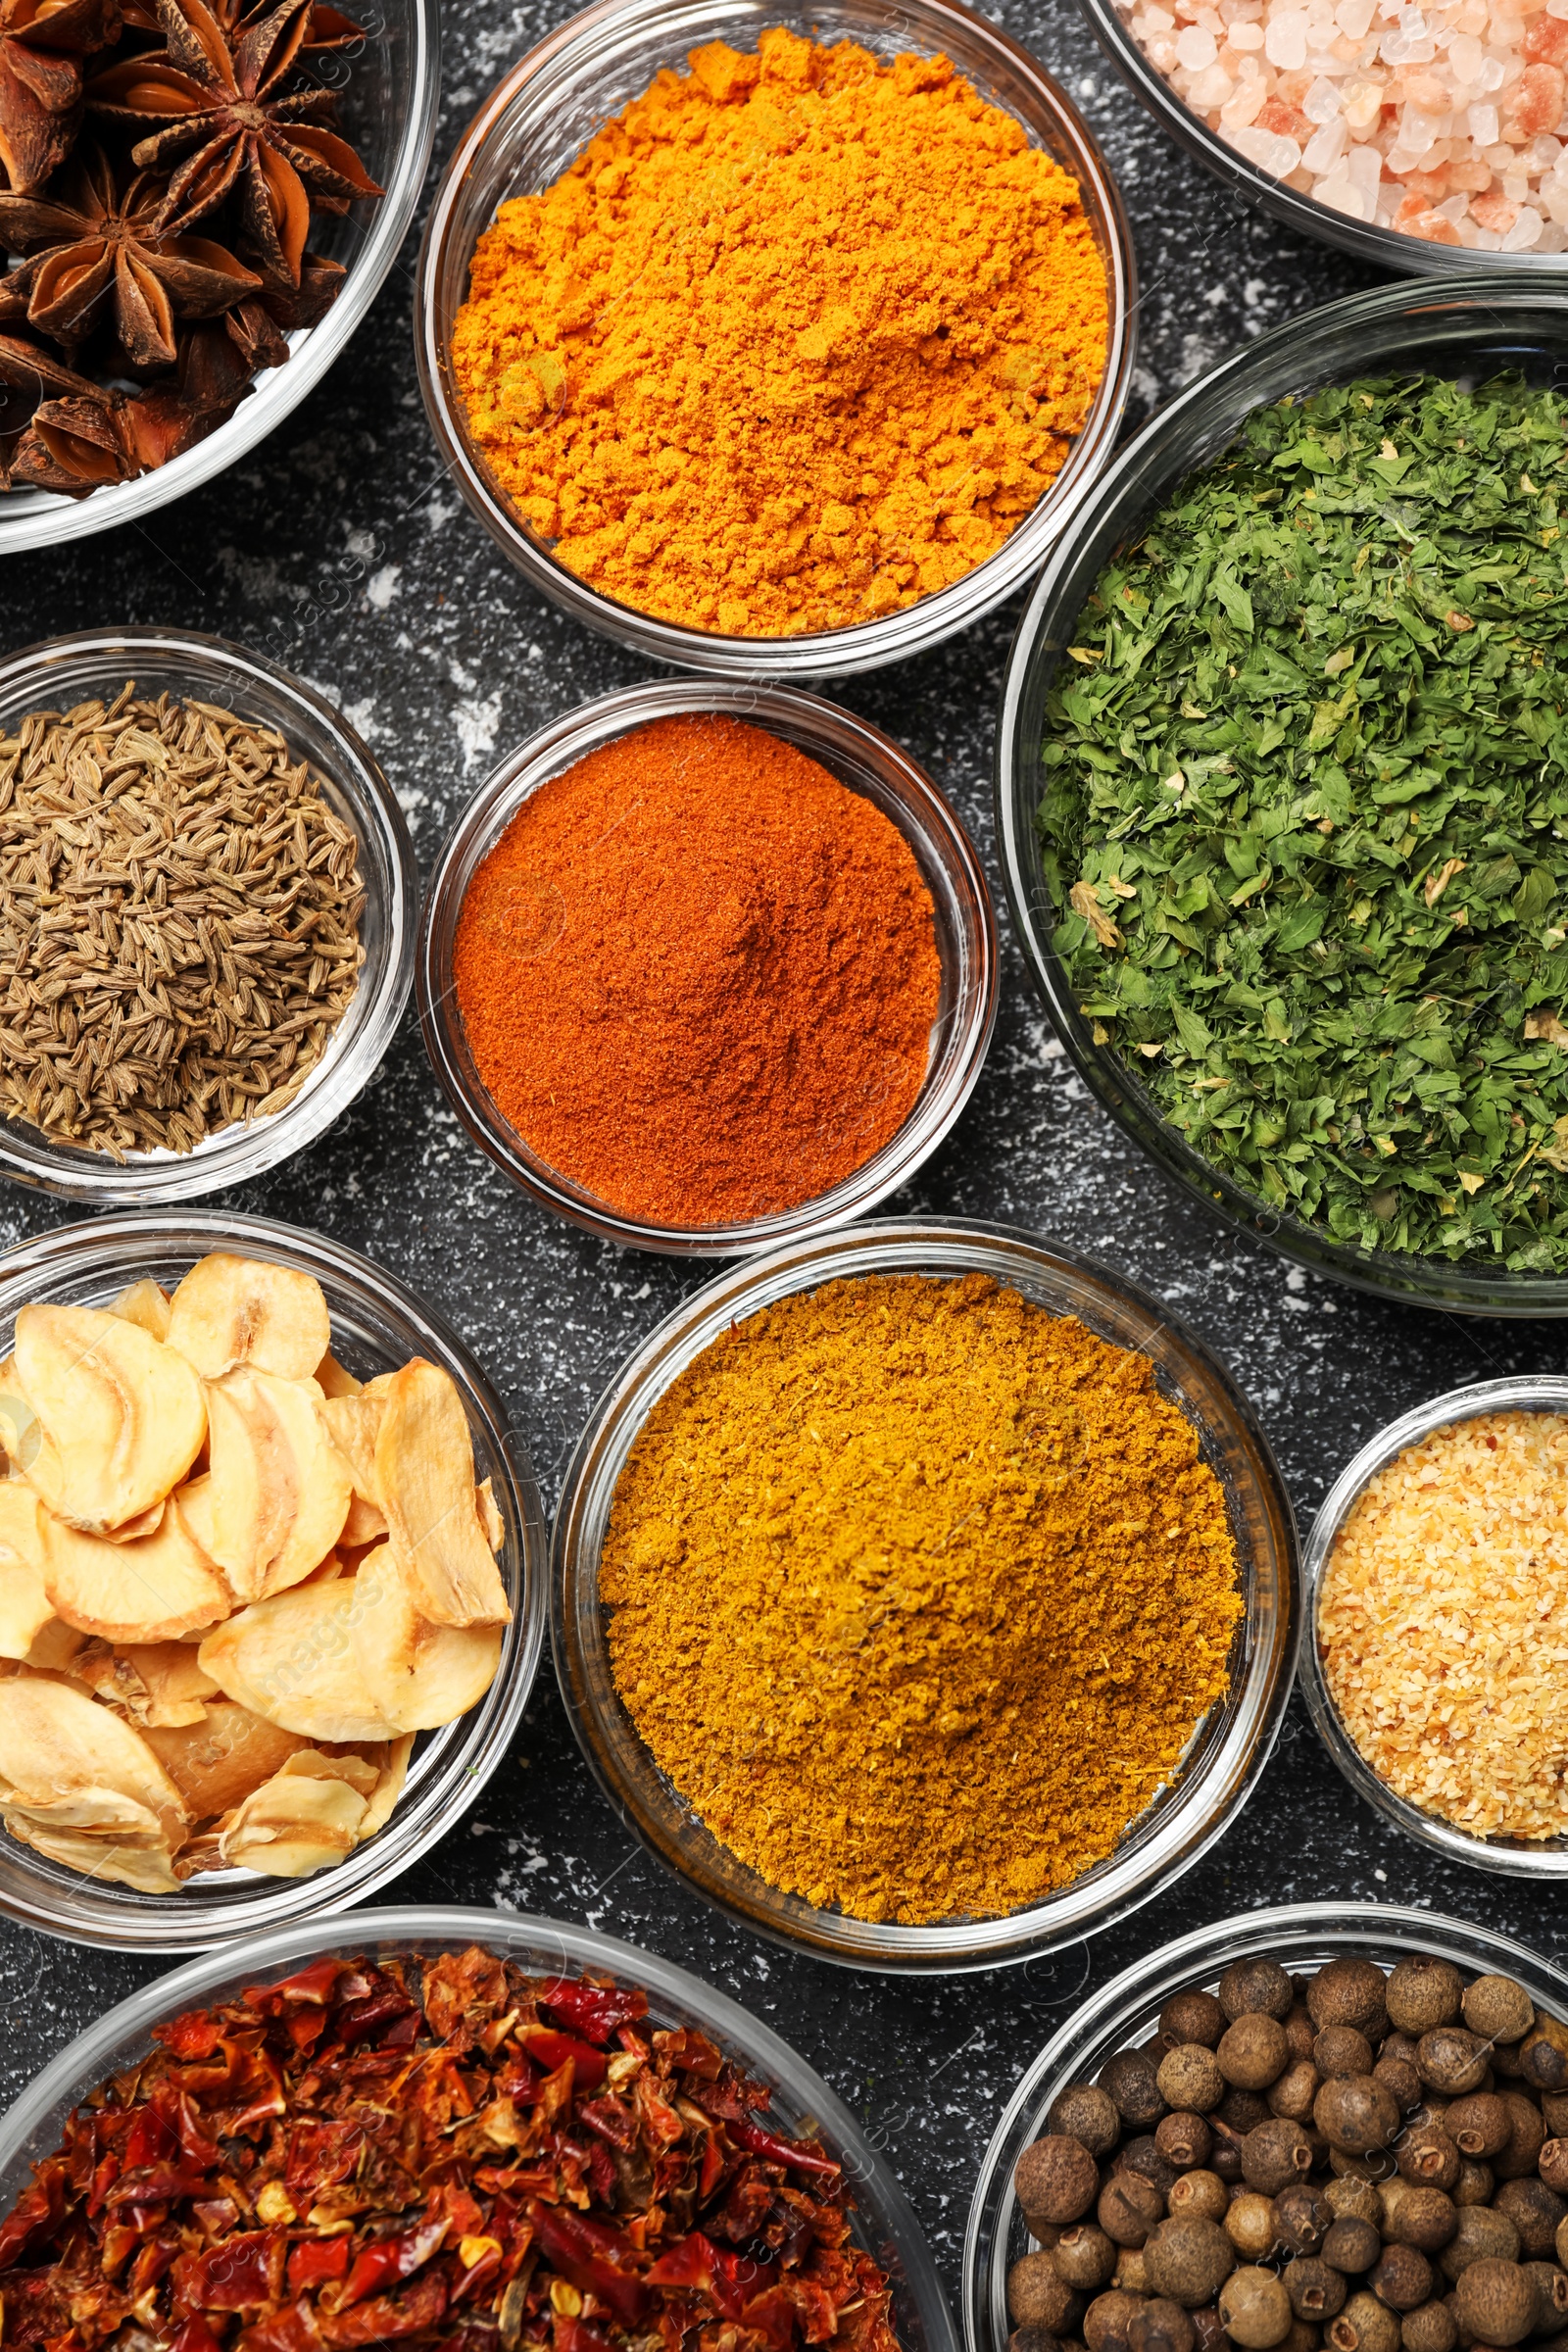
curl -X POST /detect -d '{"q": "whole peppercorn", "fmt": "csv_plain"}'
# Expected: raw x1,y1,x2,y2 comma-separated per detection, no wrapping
1055,2228,1121,2293
1323,2221,1382,2275
1218,2269,1293,2349
1446,2097,1512,2161
1010,2255,1085,2333
1523,2261,1568,2330
1368,2244,1432,2312
1162,1992,1228,2052
1454,2162,1496,2209
1119,2140,1181,2201
1462,1978,1536,2049
1284,2258,1347,2322
1372,2054,1423,2113
1397,2128,1461,2191
1244,2122,1316,2196
1104,2050,1170,2133
1119,2251,1154,2297
1020,2138,1103,2229
1419,2032,1490,2099
1158,2115,1214,2173
1145,2218,1237,2309
1208,2123,1248,2186
1494,2178,1567,2259
1054,2083,1128,2158
1086,2290,1148,2352
1543,2142,1568,2197
1220,1961,1295,2025
1130,2298,1199,2352
1388,1961,1465,2040
1521,2023,1568,2096
1315,2080,1400,2156
1226,2196,1279,2262
1383,2187,1458,2254
1316,2031,1375,2082
1326,2293,1400,2352
1170,2174,1231,2226
1160,2047,1228,2117
1268,2063,1322,2126
1495,2093,1548,2183
1308,1964,1389,2038
1274,2186,1333,2256
1544,2094,1568,2138
1398,2304,1458,2352
1454,2258,1536,2346
1325,2180,1383,2228
1010,2329,1060,2352
1285,2009,1318,2063
1222,2092,1273,2136
1440,2206,1521,2282
1102,2175,1167,2250
1220,2019,1291,2094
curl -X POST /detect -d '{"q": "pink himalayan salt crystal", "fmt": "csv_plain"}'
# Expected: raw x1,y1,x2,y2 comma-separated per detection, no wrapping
1118,0,1568,246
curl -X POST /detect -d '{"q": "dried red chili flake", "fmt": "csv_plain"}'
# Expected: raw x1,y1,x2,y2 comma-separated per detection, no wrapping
0,1947,902,2352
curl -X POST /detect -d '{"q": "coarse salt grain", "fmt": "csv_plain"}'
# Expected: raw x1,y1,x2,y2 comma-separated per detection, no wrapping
1319,1411,1568,1841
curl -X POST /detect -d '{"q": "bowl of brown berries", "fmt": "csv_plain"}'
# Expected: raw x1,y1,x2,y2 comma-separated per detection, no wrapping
964,1903,1568,2352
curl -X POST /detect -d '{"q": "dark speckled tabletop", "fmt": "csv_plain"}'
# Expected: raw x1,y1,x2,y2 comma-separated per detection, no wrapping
0,0,1563,2324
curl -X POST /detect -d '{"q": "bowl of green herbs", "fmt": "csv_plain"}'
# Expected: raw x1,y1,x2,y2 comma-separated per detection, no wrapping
998,271,1568,1316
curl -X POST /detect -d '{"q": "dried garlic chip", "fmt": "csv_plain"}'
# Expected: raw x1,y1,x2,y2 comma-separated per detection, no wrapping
168,1254,332,1384
69,1639,153,1716
361,1731,415,1839
351,1542,503,1733
376,1360,511,1628
8,1814,181,1892
218,1751,368,1876
108,1280,172,1344
12,1303,206,1535
205,1368,352,1602
119,1642,220,1729
145,1697,319,1819
198,1581,403,1743
0,1485,51,1660
476,1477,504,1554
24,1618,88,1675
340,1494,387,1548
0,1677,184,1844
316,1351,362,1399
320,1393,384,1507
97,1498,168,1546
43,1494,232,1644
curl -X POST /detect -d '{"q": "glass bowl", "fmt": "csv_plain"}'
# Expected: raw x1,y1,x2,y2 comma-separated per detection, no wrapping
0,627,416,1202
1300,1374,1568,1882
998,273,1568,1319
416,680,998,1256
553,1214,1298,1973
1073,0,1568,276
0,0,439,555
0,1209,546,1951
962,1901,1568,2352
0,1903,958,2352
413,0,1137,680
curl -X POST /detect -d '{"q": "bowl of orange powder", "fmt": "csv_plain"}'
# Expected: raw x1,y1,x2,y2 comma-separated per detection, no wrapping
416,681,997,1252
413,0,1136,678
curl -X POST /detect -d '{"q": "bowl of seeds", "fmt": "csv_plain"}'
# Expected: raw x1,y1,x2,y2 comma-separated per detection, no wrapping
0,625,416,1201
964,1901,1568,2352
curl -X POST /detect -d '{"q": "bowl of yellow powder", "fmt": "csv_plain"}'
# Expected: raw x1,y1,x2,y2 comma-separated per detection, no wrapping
552,1216,1299,1971
414,0,1136,678
1303,1375,1568,1881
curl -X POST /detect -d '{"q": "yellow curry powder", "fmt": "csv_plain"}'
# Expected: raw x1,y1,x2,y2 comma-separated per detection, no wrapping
452,30,1108,637
603,1273,1243,1924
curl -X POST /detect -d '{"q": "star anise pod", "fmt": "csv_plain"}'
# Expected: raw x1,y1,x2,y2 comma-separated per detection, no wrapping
0,0,120,194
0,140,261,366
86,0,381,285
0,319,223,486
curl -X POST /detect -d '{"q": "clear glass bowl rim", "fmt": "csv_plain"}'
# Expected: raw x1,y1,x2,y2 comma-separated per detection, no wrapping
416,679,1000,1257
996,272,1568,1319
0,1901,960,2352
0,625,418,1204
413,0,1139,680
1071,0,1568,276
0,1207,548,1950
0,5,440,555
961,1899,1568,2352
552,1212,1300,1974
1299,1372,1568,1880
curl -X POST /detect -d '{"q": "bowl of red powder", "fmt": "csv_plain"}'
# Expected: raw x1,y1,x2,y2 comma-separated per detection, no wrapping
416,681,997,1252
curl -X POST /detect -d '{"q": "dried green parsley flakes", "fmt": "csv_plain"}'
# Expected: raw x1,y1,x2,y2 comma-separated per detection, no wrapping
1042,372,1568,1272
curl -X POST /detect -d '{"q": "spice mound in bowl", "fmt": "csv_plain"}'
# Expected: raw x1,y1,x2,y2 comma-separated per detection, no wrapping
1108,0,1568,251
602,1269,1243,1926
452,712,942,1229
1004,1944,1568,2352
0,1248,511,1890
451,29,1107,638
0,1941,903,2352
1318,1408,1568,1841
1045,370,1568,1274
0,683,365,1159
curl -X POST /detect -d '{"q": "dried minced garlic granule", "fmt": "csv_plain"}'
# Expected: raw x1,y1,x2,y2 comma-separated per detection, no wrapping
1319,1410,1568,1839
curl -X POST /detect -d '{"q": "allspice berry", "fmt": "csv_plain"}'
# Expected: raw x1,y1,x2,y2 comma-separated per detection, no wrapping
1218,2267,1293,2348
1462,1977,1535,2048
1544,2092,1568,2138
1325,2178,1382,2227
1523,2260,1568,2330
1454,2160,1495,2207
1283,2257,1347,2321
1396,2126,1460,2191
1010,2254,1084,2333
1315,2080,1400,2157
1146,2217,1237,2309
1102,2174,1167,2250
1418,2031,1489,2099
1367,2243,1431,2311
1018,2137,1102,2230
1085,2289,1148,2352
1054,2228,1118,2293
1315,2030,1374,2082
1559,2215,1568,2271
1268,2062,1322,2126
1521,2021,1568,2095
1322,2220,1381,2275
1010,2328,1060,2352
1162,1992,1228,2052
1226,2195,1279,2261
1131,2299,1199,2352
1326,2290,1400,2352
1104,2050,1170,2132
1208,2122,1247,2186
1398,2304,1458,2352
1371,2055,1421,2112
1544,2141,1568,2197
1274,2185,1333,2256
1220,1961,1295,2025
1158,2115,1214,2173
1219,2018,1291,2094
1119,2139,1180,2200
1494,2177,1566,2259
1053,2083,1125,2158
1494,2092,1547,2182
1442,2094,1510,2160
1192,2307,1228,2352
1453,2257,1536,2346
1118,2250,1154,2298
1243,2121,1315,2196
1283,2008,1316,2061
1169,2173,1230,2226
1387,1959,1464,2039
1440,2205,1520,2280
1308,1963,1389,2037
1220,2090,1271,2137
1383,2187,1457,2254
1159,2047,1227,2117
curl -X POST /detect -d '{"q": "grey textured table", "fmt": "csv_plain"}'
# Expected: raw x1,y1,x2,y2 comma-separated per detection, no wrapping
0,0,1563,2321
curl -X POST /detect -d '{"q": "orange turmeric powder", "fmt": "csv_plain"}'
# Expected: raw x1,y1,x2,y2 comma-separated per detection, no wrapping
602,1272,1243,1925
452,29,1109,638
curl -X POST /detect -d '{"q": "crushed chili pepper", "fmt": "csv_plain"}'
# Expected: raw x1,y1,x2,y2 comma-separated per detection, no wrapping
0,1946,901,2352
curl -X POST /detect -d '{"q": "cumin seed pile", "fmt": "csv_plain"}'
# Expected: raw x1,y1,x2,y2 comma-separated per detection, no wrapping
0,685,366,1160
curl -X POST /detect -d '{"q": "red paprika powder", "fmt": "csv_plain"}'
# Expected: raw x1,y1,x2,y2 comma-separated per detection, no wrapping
451,713,942,1228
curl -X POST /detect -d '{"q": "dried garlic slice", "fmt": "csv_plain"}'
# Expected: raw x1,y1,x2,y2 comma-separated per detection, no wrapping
320,1392,383,1507
145,1697,321,1819
108,1280,172,1343
350,1543,503,1733
218,1750,369,1876
0,1485,51,1660
118,1642,220,1728
0,1677,184,1845
376,1360,511,1628
204,1369,352,1601
42,1495,231,1644
198,1581,403,1743
316,1351,362,1399
13,1303,206,1535
8,1815,181,1892
168,1254,332,1384
361,1731,416,1838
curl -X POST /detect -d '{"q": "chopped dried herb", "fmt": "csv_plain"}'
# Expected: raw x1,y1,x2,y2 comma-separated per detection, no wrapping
1041,371,1568,1270
0,1945,901,2352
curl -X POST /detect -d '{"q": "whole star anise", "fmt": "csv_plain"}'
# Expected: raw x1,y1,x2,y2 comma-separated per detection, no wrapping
0,140,261,367
0,319,239,487
87,0,381,286
0,0,120,194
